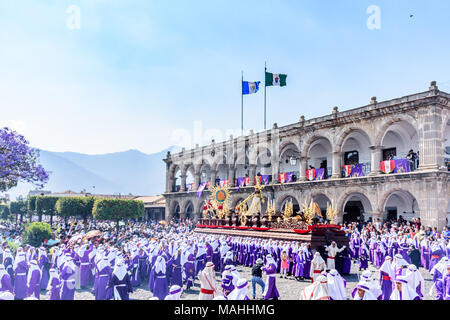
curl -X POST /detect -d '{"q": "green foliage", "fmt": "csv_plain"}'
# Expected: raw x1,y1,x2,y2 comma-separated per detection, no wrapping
10,200,28,217
0,204,11,220
92,199,145,222
7,240,19,255
27,195,38,212
55,196,94,220
22,221,53,247
36,196,59,217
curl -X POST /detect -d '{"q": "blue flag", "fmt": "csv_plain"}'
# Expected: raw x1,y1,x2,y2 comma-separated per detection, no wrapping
242,81,261,95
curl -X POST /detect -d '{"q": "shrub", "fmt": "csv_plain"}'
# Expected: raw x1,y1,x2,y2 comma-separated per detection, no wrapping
22,222,53,247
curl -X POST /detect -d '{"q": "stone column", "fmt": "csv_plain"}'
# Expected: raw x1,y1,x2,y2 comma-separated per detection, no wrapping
249,165,256,186
210,170,217,187
331,151,342,179
180,174,187,192
298,157,308,181
369,146,383,175
228,165,235,187
194,170,201,189
165,162,172,193
417,105,444,171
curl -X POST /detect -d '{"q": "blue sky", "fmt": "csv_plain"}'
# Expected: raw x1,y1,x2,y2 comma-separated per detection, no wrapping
1,0,450,154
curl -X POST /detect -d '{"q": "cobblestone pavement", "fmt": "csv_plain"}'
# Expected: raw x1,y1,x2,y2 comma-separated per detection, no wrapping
39,260,436,300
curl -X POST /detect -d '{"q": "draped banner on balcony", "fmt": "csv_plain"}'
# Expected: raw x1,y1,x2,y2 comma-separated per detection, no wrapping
187,183,194,192
278,172,294,183
314,168,325,180
236,177,246,190
197,182,207,198
219,179,230,187
244,177,250,185
350,163,364,177
393,159,410,173
380,160,395,174
255,175,270,185
306,169,315,181
342,165,352,178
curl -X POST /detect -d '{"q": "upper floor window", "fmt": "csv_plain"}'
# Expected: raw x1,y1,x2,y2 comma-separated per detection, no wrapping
344,151,359,165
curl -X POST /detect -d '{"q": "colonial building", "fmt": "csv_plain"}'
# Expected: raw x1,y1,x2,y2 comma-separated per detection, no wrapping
134,195,166,221
163,82,450,229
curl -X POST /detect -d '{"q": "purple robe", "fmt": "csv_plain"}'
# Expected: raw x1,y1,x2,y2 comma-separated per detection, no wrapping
26,268,41,299
420,245,430,270
358,248,369,270
60,263,76,300
302,250,312,279
379,271,393,300
39,255,49,290
108,273,133,300
263,263,279,300
93,265,112,300
169,255,183,287
429,248,443,272
0,273,13,293
444,274,450,300
78,245,93,287
152,270,168,300
13,260,28,299
184,255,195,290
48,276,61,300
130,255,141,287
294,252,304,277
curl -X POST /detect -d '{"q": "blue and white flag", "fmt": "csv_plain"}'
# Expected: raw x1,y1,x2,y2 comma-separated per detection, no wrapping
242,81,261,95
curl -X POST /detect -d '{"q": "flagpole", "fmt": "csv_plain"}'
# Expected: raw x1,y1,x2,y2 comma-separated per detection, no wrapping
264,61,267,130
241,70,244,136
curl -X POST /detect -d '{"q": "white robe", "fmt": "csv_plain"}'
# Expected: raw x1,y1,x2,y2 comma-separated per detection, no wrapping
324,245,345,270
198,269,217,300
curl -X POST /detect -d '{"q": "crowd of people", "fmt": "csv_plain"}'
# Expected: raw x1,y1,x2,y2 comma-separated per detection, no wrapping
0,216,449,300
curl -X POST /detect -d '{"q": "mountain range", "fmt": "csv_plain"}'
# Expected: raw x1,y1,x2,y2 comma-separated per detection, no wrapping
7,146,181,200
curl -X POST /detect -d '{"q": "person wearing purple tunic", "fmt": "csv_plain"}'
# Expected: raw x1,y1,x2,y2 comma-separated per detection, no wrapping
38,247,49,290
77,243,93,288
374,240,386,268
430,257,448,300
107,259,133,300
212,241,221,270
195,245,207,276
262,255,279,300
390,276,420,300
302,246,313,280
379,256,394,300
405,264,424,299
358,245,369,271
129,249,141,287
429,244,443,272
340,247,352,275
420,240,431,270
350,235,361,259
46,268,61,300
205,242,213,263
60,255,76,300
443,265,450,300
151,256,169,300
13,251,28,300
183,253,195,291
168,249,183,287
26,260,42,299
0,264,13,293
93,256,112,300
399,242,411,264
294,248,304,280
2,249,14,286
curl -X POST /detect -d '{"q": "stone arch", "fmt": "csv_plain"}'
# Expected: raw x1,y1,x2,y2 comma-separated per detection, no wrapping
183,164,195,185
335,126,374,152
311,192,332,218
169,164,182,192
338,188,374,224
379,189,420,221
276,193,300,214
279,142,301,174
301,134,333,157
374,114,419,148
183,200,195,220
256,146,272,176
303,135,333,175
170,200,181,221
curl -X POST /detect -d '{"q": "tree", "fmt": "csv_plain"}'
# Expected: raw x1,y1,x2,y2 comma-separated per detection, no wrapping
27,195,38,223
9,200,27,224
92,199,145,232
36,196,59,225
0,127,49,192
56,196,94,230
23,222,52,247
0,204,11,221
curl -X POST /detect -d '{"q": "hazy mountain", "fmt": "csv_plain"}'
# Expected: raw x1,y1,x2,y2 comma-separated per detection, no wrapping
6,146,181,200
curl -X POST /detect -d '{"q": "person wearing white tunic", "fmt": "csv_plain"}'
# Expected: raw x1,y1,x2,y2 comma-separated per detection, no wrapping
198,262,217,300
324,242,346,270
165,285,183,300
405,264,424,298
327,269,347,300
228,278,250,300
300,275,330,300
310,252,326,283
353,282,377,300
390,276,420,300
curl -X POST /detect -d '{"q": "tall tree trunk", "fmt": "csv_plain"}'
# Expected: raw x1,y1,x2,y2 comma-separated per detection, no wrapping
50,214,53,226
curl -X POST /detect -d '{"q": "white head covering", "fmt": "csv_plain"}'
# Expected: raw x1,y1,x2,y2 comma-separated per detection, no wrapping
430,257,449,278
300,275,330,300
379,256,394,279
227,278,249,300
311,252,325,266
327,269,347,300
0,264,7,281
47,268,60,290
13,251,25,270
154,255,166,274
97,256,110,272
405,264,424,295
390,276,419,300
165,285,183,300
113,259,128,281
353,282,377,300
0,291,14,300
27,260,42,287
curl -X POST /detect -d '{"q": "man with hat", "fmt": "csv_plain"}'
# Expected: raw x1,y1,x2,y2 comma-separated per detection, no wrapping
251,258,265,300
198,262,217,300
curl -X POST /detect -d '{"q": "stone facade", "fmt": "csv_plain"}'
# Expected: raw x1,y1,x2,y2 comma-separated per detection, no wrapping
163,82,450,230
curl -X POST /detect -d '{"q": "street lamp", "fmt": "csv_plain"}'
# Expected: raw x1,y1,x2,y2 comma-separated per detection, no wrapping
289,156,298,166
